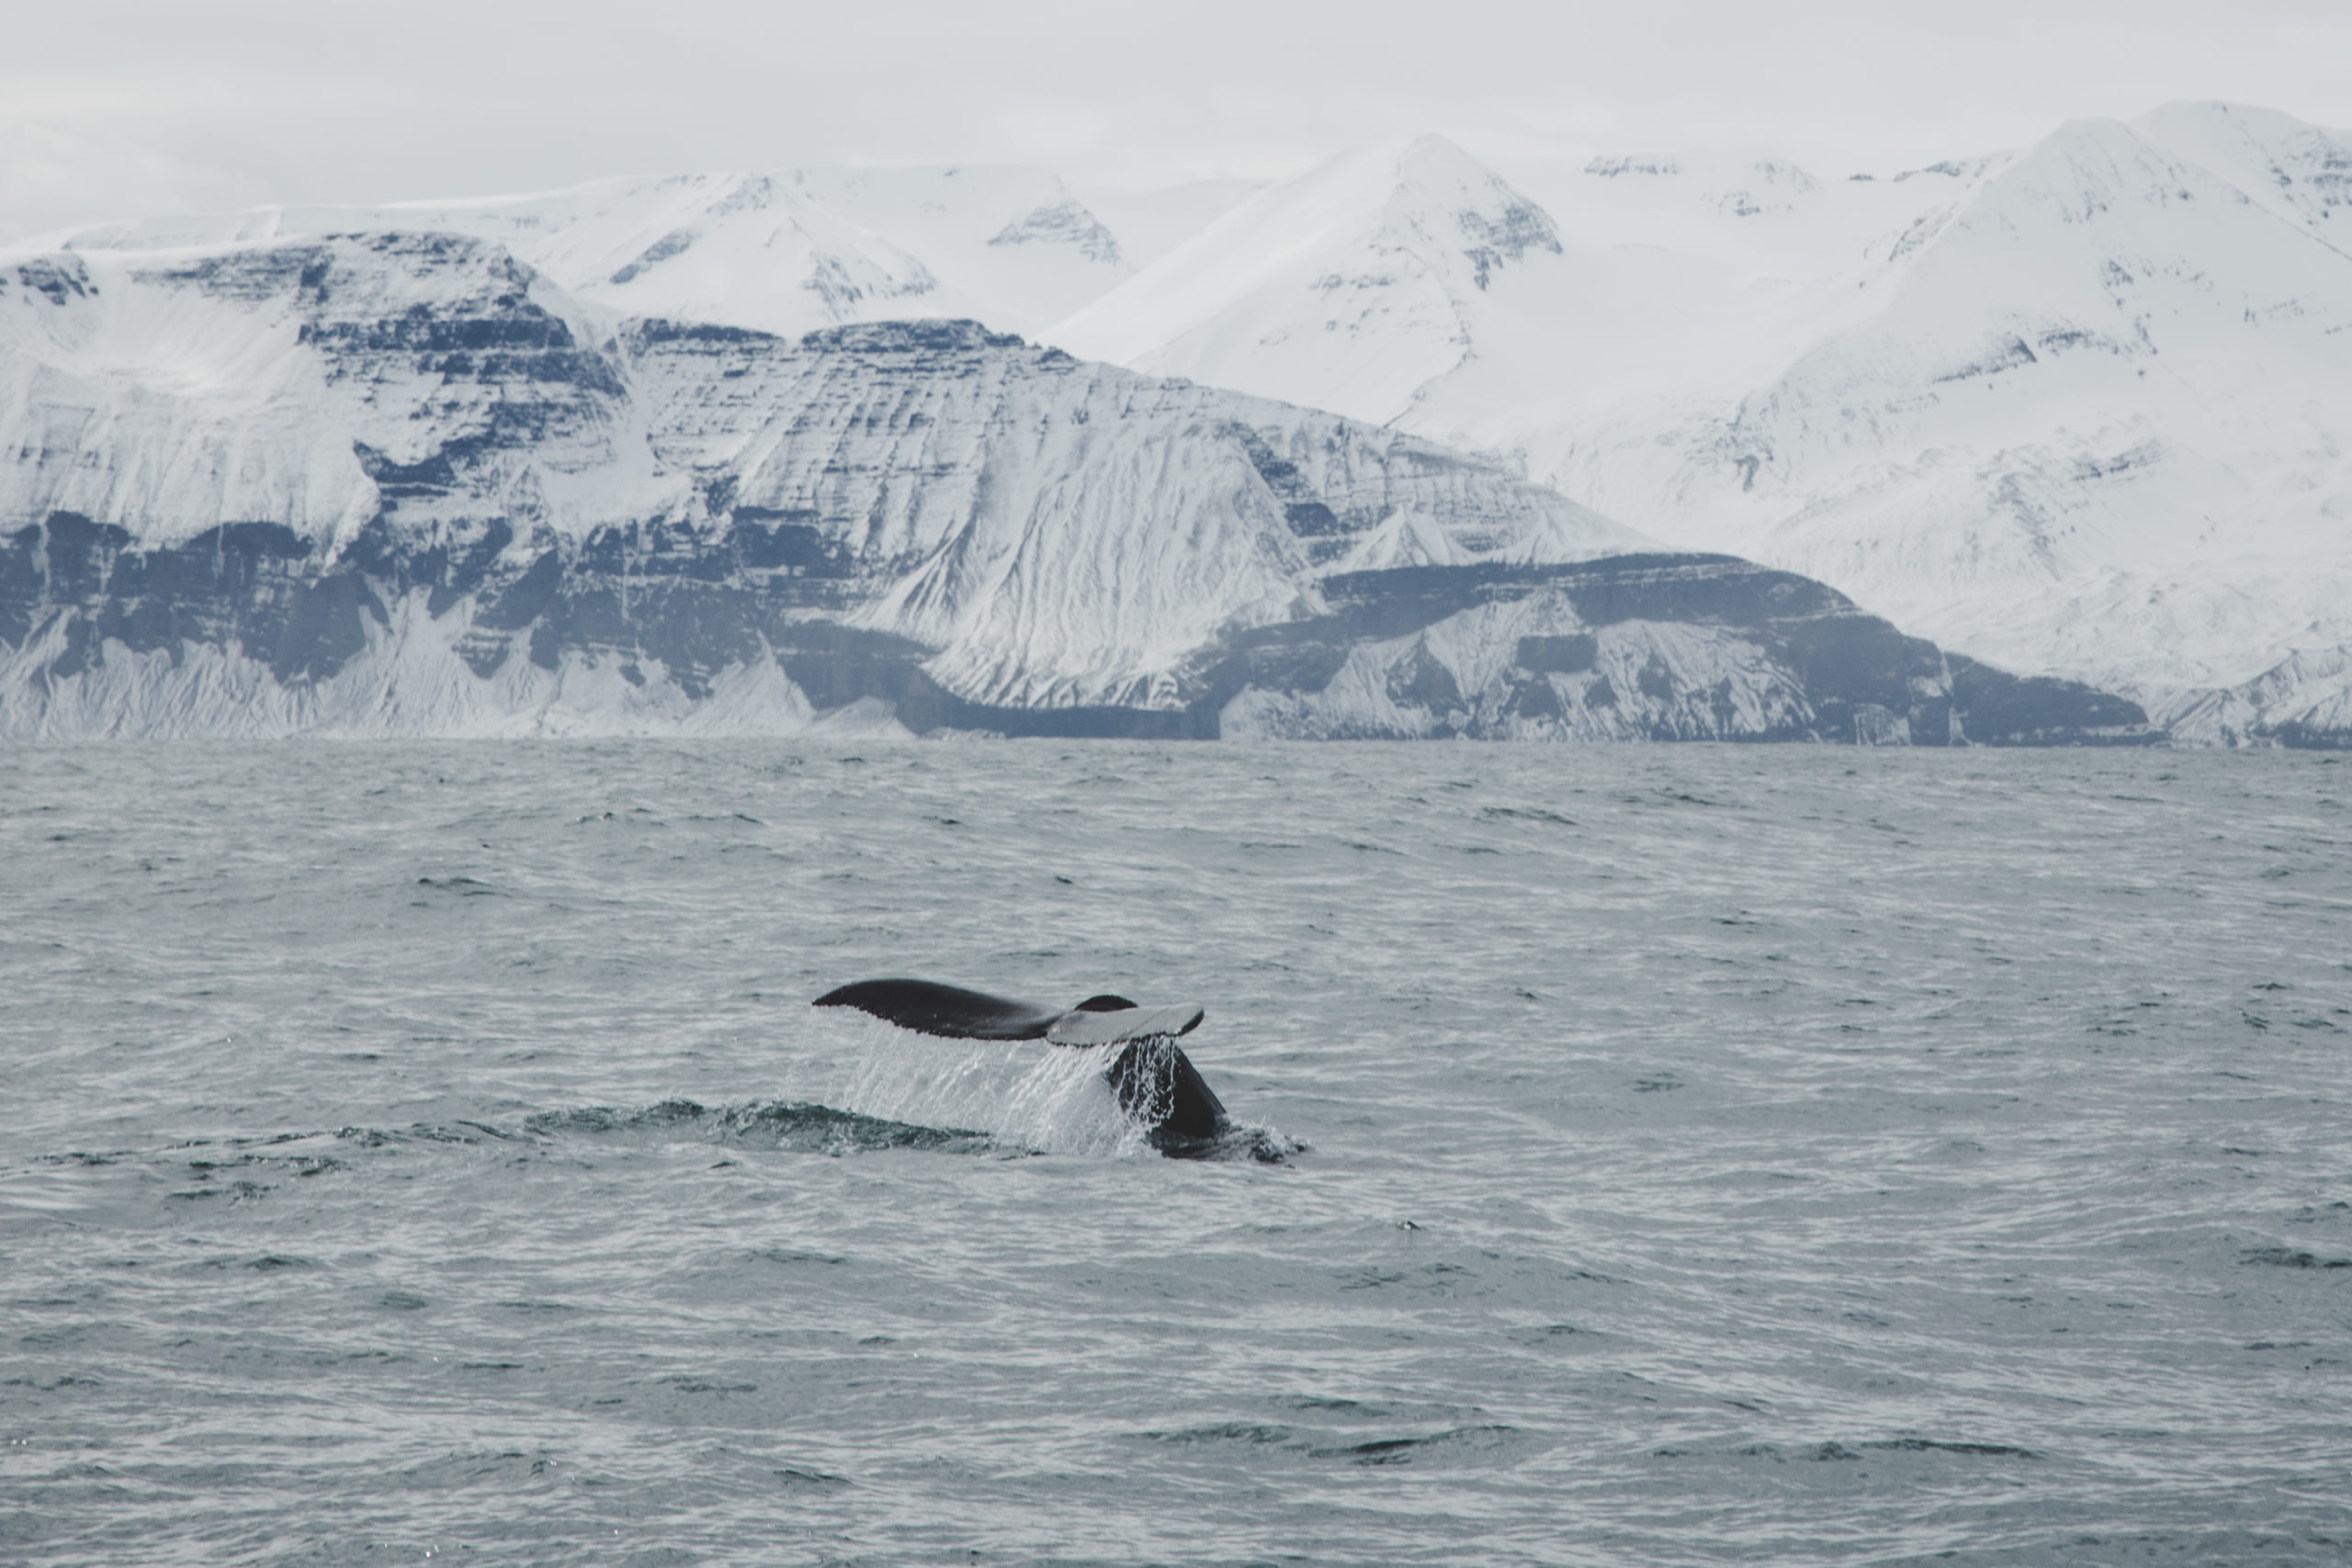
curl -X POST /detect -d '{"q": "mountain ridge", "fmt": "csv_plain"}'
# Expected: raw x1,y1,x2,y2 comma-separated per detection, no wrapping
11,105,2341,743
1494,105,2352,741
0,230,2138,744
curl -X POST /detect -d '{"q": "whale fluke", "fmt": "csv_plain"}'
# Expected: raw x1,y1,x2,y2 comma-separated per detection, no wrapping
1045,1002,1204,1046
812,977,1072,1041
1104,1035,1228,1145
813,976,1228,1153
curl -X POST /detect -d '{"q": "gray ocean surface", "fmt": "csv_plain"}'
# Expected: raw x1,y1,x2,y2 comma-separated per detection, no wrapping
3,740,2348,1567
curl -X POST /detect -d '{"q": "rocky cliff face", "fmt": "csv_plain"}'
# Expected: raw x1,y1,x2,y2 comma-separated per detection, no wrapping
1212,557,2149,745
0,231,2143,742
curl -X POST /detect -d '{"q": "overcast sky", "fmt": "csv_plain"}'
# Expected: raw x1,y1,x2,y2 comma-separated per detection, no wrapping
5,0,2349,240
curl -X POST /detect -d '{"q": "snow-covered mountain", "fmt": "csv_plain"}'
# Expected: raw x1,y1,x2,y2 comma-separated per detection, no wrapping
1041,107,2352,745
1474,147,2014,429
0,231,2135,742
2133,102,2352,243
18,107,2335,744
1050,135,1589,434
1046,136,2006,443
41,163,1208,343
1497,106,2352,740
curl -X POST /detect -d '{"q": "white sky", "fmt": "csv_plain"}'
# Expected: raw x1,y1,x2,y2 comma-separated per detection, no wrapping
5,0,2349,239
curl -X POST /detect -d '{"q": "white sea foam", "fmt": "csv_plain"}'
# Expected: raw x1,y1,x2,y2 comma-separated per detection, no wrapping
819,1019,1151,1158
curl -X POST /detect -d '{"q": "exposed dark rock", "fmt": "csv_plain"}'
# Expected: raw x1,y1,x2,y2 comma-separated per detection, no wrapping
1516,634,1597,673
1184,558,2156,744
1504,677,1565,721
798,319,1027,355
0,502,2159,742
0,231,2172,743
474,549,564,631
1946,655,2155,745
987,200,1124,265
0,513,392,686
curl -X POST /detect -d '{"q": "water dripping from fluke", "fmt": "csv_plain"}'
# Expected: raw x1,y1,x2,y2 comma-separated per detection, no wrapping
812,976,1302,1162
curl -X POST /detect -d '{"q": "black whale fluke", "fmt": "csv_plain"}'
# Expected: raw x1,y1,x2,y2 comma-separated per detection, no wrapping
812,977,1228,1154
811,978,1073,1041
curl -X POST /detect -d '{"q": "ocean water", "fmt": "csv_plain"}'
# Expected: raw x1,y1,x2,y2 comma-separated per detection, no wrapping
3,740,2348,1567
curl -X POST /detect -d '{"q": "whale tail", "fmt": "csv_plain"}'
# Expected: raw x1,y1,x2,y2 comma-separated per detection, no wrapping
814,977,1229,1153
811,977,1066,1041
1104,1035,1229,1152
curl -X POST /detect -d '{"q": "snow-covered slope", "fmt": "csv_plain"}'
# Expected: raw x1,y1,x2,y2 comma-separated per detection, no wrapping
1049,136,1584,432
1046,138,2010,444
1046,106,2352,744
0,234,652,556
1476,149,2013,423
1071,179,1263,270
1498,107,2352,737
0,231,1615,734
788,166,1130,336
29,109,2344,739
2132,101,2352,243
622,313,1645,711
43,164,1143,342
0,231,2134,742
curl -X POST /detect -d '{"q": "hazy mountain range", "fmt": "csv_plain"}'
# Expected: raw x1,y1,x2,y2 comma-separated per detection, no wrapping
4,100,2341,743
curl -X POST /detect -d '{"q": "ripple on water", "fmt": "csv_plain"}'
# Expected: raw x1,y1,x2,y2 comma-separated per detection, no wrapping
2,740,2349,1565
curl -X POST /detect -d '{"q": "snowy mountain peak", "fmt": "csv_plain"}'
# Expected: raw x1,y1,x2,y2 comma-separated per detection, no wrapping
1386,133,1564,289
2,231,641,558
1709,159,1819,218
1583,154,1681,179
28,162,1148,343
1491,101,2352,734
1046,134,1571,426
780,164,1133,329
1986,117,2211,225
987,197,1124,265
1891,154,2012,186
1734,108,2351,413
11,103,2352,743
2133,100,2352,244
501,172,967,332
1,229,1736,737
